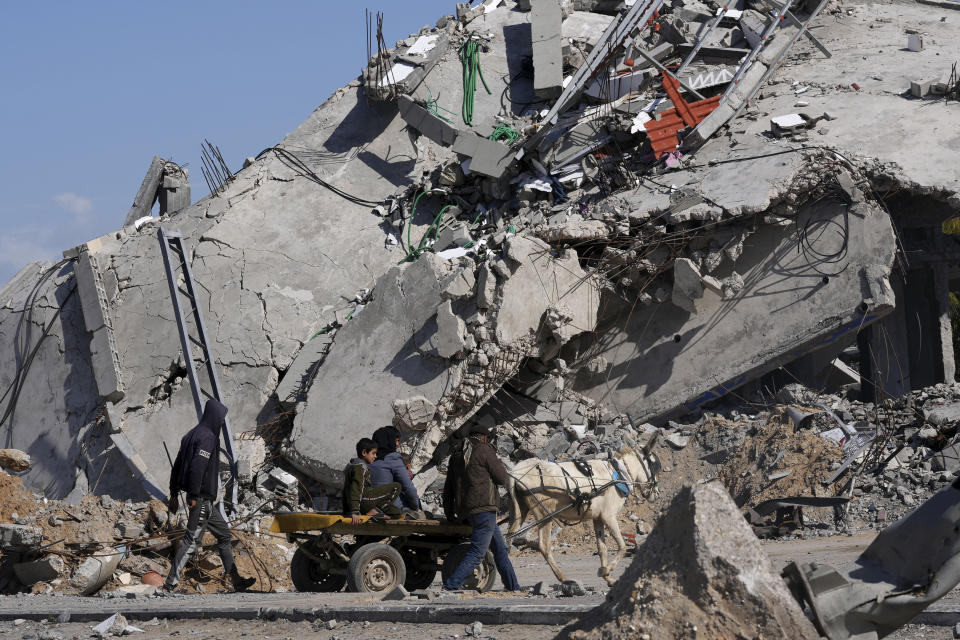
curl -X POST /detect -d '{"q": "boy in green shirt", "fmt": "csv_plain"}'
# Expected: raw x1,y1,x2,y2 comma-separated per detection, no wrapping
342,438,403,524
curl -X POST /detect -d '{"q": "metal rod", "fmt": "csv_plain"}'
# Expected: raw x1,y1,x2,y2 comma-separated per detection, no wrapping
722,0,796,101
633,47,706,100
676,5,730,75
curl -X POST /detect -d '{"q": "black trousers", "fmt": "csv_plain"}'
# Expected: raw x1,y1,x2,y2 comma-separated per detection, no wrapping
164,499,235,588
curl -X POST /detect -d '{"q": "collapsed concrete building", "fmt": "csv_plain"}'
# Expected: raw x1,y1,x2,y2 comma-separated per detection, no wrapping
1,0,959,507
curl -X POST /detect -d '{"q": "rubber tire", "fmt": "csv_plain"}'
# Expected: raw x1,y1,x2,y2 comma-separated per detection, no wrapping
441,543,497,592
347,543,407,593
290,547,347,593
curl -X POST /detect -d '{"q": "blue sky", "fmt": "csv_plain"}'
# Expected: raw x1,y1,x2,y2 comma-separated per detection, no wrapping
0,0,451,286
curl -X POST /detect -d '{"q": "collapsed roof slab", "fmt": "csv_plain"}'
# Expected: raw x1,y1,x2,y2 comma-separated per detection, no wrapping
0,82,432,497
571,161,898,424
285,254,460,485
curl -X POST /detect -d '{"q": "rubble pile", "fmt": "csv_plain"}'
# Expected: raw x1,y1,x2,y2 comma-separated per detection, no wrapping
559,482,820,640
0,469,292,596
716,407,841,506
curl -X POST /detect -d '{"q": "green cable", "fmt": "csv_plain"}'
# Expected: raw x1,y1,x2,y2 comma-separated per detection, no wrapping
489,123,520,144
460,34,491,127
406,190,434,261
425,89,456,123
404,190,456,262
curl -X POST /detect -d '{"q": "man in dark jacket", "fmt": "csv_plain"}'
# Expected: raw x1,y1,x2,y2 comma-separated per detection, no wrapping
163,399,255,592
369,426,421,513
442,423,520,591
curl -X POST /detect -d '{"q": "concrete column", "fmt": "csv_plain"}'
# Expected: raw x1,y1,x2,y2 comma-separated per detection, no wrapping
934,262,956,383
862,275,911,400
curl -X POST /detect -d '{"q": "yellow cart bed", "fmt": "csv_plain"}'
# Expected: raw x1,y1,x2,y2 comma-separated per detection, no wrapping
270,513,494,594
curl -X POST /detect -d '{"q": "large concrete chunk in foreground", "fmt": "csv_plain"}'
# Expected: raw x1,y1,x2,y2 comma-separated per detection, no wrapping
560,482,819,639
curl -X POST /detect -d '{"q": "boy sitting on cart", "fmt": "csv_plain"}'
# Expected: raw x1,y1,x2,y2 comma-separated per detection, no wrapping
343,437,404,525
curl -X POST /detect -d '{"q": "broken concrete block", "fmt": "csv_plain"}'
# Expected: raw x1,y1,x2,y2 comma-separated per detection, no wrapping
73,547,126,596
441,267,477,301
531,0,564,99
13,555,65,585
495,237,599,351
907,33,923,51
382,584,410,600
561,483,819,638
664,432,690,449
158,164,190,216
770,113,809,137
541,431,571,458
0,448,31,472
671,258,703,312
269,467,298,490
739,10,767,49
911,79,933,98
476,263,497,309
0,524,42,552
431,300,469,358
435,223,472,251
453,132,516,179
931,443,960,473
925,402,960,427
398,95,459,147
393,396,437,431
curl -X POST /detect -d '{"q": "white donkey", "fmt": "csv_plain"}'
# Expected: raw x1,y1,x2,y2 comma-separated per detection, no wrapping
506,444,659,586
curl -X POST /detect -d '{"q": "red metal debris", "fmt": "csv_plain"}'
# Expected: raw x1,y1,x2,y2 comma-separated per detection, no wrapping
644,71,722,158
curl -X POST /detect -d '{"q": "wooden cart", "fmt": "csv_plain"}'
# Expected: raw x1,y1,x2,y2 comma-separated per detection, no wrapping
270,513,498,594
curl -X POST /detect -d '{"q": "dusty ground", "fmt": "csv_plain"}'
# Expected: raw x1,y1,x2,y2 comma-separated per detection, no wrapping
0,537,957,638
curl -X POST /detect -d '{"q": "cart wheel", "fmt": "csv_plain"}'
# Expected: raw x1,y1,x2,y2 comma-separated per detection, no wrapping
290,547,347,592
441,544,496,592
347,543,407,593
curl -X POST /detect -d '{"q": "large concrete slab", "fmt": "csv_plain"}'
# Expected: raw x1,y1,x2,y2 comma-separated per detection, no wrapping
572,186,898,424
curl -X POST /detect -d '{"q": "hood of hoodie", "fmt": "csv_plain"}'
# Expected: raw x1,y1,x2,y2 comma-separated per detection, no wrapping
198,399,228,437
372,426,400,456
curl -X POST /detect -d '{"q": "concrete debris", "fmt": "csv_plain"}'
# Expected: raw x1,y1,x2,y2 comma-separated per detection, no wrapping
0,448,31,472
13,556,65,586
382,584,410,601
531,0,564,99
72,547,126,596
92,613,142,638
0,524,43,552
560,482,820,639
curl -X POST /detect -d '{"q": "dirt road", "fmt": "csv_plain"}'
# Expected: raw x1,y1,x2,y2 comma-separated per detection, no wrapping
0,534,956,639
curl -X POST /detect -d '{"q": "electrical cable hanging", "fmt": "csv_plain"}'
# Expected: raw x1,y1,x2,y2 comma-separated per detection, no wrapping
460,33,491,126
256,146,381,208
0,259,76,439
